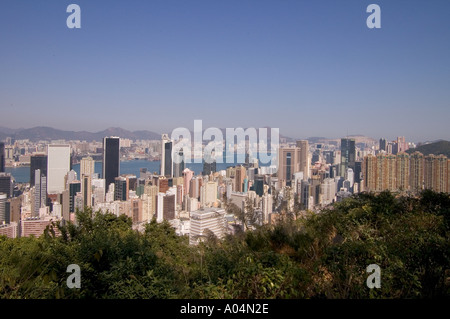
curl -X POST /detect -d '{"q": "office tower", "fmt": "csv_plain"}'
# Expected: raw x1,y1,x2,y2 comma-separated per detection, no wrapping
69,181,81,213
396,153,410,191
363,154,377,192
159,178,169,193
203,153,217,176
173,150,185,178
30,154,47,187
253,175,265,197
47,144,71,194
340,138,356,178
33,169,47,217
103,137,120,192
80,156,95,178
296,140,310,180
0,142,5,173
234,165,247,193
0,193,6,224
160,134,173,178
156,190,176,222
183,168,194,200
346,168,354,188
424,154,448,193
200,181,218,207
409,152,424,193
81,174,92,208
353,161,362,184
114,176,127,201
379,138,387,152
189,208,226,245
189,177,200,199
0,173,13,198
278,147,301,186
397,136,409,153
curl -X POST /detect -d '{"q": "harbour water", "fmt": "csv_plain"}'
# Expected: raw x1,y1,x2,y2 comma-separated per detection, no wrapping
6,156,274,184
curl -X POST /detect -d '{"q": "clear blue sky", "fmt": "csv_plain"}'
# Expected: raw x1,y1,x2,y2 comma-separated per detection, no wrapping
1,0,449,143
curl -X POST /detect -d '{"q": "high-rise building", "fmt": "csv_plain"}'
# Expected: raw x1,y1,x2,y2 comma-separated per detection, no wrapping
340,138,356,178
33,169,47,217
278,147,301,186
183,168,194,200
397,136,409,153
200,181,218,207
30,154,47,187
47,144,71,194
160,134,173,178
0,142,5,173
296,140,310,180
173,150,185,178
189,208,227,245
424,154,448,193
69,181,81,213
234,165,247,193
103,137,120,192
0,193,6,224
81,174,92,208
363,154,377,192
203,152,217,176
114,176,127,201
80,156,95,178
375,153,396,192
0,173,13,199
396,153,410,191
155,190,176,222
379,138,387,152
409,152,424,193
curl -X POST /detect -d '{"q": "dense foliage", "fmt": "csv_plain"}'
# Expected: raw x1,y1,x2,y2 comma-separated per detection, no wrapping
0,190,449,299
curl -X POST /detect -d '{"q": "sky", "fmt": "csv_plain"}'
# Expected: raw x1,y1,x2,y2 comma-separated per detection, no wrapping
0,0,449,143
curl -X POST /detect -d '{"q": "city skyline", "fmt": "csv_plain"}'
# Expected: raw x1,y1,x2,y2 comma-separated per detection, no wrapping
1,0,450,142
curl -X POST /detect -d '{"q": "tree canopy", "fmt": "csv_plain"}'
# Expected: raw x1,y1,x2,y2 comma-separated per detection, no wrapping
0,190,449,299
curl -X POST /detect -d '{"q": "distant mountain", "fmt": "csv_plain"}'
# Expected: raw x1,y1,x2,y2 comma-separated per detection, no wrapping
406,140,450,157
0,126,161,142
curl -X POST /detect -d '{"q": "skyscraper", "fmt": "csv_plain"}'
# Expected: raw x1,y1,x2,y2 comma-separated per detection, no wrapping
80,156,95,178
33,169,47,217
424,154,448,193
340,138,356,178
103,137,120,191
173,150,185,178
81,174,92,208
235,165,247,192
0,173,13,198
30,154,47,187
69,181,81,213
114,176,127,201
160,134,173,178
296,140,310,180
0,193,6,224
362,154,377,192
396,153,410,191
278,147,301,186
0,142,5,173
203,152,217,176
409,152,424,193
379,138,387,152
47,144,71,194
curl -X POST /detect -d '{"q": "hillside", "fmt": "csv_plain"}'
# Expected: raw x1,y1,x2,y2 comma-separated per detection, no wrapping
407,140,450,157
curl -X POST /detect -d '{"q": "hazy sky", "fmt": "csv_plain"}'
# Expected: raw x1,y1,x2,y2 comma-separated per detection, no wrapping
1,0,449,143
